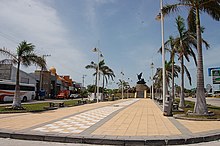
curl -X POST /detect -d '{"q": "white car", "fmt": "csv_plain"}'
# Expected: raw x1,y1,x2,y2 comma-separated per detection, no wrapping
70,94,80,98
213,91,220,97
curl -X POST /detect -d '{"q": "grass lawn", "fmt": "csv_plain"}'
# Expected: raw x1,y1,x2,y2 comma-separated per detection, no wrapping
0,100,80,113
174,98,220,119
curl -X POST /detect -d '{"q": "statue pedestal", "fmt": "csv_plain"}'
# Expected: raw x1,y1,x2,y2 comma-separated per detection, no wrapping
135,84,148,98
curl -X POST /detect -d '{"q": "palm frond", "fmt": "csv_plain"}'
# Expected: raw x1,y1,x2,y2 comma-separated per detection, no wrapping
0,47,17,61
184,65,192,85
202,38,210,49
22,54,46,69
200,1,220,21
187,7,196,33
17,41,35,57
162,4,180,16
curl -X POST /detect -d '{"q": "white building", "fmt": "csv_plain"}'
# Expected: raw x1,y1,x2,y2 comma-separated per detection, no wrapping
0,64,36,84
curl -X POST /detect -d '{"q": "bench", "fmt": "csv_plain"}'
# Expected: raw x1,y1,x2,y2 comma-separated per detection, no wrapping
173,103,179,111
77,100,87,105
49,102,64,107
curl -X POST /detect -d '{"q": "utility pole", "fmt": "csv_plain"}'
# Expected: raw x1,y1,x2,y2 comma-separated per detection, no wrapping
151,62,154,99
121,71,124,99
40,54,51,90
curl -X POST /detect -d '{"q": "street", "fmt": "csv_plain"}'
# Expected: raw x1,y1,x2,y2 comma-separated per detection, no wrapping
185,97,220,107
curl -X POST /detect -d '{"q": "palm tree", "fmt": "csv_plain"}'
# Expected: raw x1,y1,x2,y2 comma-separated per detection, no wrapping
85,60,115,99
117,79,129,98
174,16,198,108
0,41,46,109
154,61,180,95
154,61,180,115
85,61,100,96
101,66,115,90
162,0,220,114
160,35,177,115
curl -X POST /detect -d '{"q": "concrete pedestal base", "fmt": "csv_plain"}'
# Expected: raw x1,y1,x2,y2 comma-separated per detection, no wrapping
135,84,149,98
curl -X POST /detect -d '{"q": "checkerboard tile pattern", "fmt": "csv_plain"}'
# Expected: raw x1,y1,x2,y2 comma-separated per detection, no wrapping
33,99,139,134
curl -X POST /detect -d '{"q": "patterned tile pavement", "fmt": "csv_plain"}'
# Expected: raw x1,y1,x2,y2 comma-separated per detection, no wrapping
33,99,139,134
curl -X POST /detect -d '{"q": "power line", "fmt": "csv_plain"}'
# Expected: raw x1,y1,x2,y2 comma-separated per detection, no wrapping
0,31,19,44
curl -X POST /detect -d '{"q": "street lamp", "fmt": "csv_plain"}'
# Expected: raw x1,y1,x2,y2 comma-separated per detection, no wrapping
151,62,154,99
82,75,87,87
156,0,166,112
121,71,124,99
92,48,103,103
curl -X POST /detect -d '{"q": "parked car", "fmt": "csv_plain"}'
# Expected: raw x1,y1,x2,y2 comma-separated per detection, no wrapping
70,94,80,99
56,90,70,99
213,91,220,97
205,92,213,97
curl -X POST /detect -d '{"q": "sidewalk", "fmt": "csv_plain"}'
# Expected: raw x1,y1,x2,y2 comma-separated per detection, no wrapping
0,98,220,145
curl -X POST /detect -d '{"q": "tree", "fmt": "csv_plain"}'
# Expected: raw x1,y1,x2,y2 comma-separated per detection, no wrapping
154,61,180,95
0,41,46,109
174,16,198,108
100,65,115,91
117,79,129,98
162,0,220,114
85,60,115,100
160,35,177,115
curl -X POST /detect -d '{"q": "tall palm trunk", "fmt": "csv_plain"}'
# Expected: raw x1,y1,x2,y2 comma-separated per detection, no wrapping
102,75,105,101
194,8,208,114
171,57,175,103
179,56,185,108
167,57,175,116
12,61,21,108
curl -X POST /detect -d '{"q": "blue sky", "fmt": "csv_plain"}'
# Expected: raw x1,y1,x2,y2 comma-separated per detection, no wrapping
0,0,219,90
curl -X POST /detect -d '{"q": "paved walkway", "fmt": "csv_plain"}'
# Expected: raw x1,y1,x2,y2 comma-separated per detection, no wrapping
0,98,220,145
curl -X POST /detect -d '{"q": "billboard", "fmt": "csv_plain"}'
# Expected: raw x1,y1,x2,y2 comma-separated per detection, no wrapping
208,67,220,76
212,69,220,84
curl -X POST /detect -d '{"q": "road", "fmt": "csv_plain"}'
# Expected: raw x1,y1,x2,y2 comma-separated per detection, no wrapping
185,97,220,107
0,138,220,146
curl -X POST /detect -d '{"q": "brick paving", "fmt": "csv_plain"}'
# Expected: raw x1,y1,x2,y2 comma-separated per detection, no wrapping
1,98,220,145
92,99,181,136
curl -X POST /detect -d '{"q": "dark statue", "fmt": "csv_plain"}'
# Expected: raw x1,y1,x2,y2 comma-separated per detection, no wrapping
137,72,146,84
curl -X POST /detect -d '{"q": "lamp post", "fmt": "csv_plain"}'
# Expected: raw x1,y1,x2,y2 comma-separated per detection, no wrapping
92,48,103,103
161,0,166,113
82,75,87,87
151,62,154,99
156,0,165,112
121,71,124,99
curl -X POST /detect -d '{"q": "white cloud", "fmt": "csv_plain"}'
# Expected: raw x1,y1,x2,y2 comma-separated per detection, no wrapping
0,0,88,82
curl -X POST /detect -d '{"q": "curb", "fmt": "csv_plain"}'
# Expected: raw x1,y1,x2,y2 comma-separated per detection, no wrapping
173,114,220,121
1,131,220,145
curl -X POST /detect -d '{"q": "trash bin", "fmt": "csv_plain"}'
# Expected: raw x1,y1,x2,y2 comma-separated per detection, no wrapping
163,95,170,115
38,89,46,100
163,101,169,113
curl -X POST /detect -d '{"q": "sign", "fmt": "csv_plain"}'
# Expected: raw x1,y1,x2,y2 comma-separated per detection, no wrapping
208,67,220,76
212,69,220,84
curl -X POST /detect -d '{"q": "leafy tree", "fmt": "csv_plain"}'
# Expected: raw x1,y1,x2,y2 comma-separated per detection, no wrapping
0,41,46,109
162,0,220,115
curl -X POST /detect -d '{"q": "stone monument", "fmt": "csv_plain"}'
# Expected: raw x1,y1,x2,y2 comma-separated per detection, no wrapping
135,72,148,98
